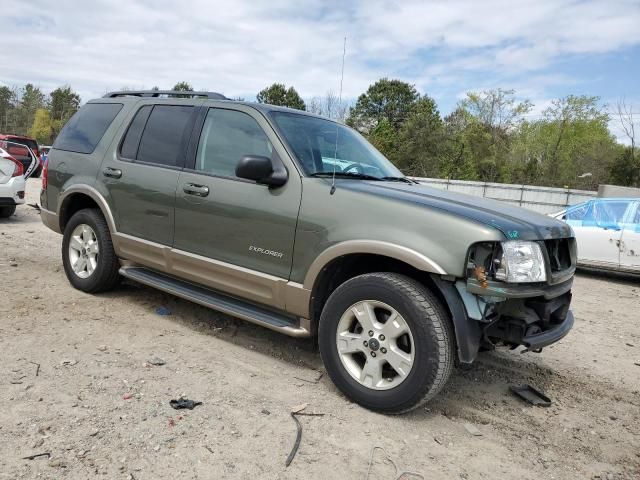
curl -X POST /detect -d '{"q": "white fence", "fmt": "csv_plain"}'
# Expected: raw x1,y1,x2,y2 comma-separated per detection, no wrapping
412,177,597,214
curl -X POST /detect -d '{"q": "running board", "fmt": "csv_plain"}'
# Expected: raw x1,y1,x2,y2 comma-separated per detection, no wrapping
119,266,311,337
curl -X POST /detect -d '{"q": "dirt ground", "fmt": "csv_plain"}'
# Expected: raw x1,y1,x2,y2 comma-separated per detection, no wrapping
1,179,639,480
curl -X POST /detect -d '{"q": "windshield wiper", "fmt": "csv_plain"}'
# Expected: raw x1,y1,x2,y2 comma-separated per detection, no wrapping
310,171,383,181
379,176,416,184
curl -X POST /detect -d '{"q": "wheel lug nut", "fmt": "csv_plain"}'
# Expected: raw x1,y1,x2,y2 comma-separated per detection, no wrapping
368,330,374,337
363,341,368,347
370,352,376,357
380,347,387,354
379,335,385,341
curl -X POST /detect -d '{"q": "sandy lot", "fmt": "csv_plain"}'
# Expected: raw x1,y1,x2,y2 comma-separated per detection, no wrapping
1,179,639,479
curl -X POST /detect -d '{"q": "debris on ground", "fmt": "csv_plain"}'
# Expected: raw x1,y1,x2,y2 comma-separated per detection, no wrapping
169,398,202,410
60,359,78,366
155,306,171,316
509,384,552,407
293,370,324,384
147,357,166,366
286,403,325,467
365,446,424,480
22,452,51,460
29,361,40,376
123,393,133,400
27,203,41,212
464,423,483,437
261,408,271,415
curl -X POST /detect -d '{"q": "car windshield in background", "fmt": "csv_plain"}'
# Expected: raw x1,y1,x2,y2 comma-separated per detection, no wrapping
270,112,403,179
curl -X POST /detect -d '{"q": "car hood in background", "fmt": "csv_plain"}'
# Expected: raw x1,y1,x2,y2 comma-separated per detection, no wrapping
341,180,573,241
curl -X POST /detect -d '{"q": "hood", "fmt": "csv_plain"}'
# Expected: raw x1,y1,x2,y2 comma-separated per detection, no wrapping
341,180,573,241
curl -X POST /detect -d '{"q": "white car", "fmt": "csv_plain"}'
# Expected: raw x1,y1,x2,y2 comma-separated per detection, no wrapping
0,143,39,218
551,198,640,274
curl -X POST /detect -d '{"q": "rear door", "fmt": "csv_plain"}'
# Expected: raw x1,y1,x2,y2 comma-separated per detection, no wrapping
620,201,640,271
571,199,631,268
100,101,199,247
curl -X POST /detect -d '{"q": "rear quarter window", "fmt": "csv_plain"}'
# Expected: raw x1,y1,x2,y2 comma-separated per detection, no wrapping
53,103,123,154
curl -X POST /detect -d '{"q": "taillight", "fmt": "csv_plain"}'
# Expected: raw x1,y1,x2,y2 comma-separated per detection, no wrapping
42,158,49,189
9,156,23,177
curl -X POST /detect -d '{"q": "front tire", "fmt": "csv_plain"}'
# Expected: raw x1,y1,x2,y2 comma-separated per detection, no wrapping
62,208,120,293
318,273,454,413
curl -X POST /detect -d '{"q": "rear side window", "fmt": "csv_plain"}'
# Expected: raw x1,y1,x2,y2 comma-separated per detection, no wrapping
120,105,152,159
53,103,123,154
137,105,193,167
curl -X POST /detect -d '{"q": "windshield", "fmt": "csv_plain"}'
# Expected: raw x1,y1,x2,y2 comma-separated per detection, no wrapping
270,112,403,178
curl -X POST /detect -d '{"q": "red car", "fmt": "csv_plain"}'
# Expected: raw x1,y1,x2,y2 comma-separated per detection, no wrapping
0,134,42,177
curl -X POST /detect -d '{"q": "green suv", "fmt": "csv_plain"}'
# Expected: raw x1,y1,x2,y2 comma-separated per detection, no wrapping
40,90,576,413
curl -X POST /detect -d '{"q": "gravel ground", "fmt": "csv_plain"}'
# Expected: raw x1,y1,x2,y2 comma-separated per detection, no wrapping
1,179,639,479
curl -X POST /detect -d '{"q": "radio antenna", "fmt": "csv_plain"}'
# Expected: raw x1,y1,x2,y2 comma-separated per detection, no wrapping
330,36,346,195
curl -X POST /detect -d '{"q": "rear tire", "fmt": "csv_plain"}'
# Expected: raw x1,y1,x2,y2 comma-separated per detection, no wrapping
318,272,454,414
62,208,120,293
0,205,16,218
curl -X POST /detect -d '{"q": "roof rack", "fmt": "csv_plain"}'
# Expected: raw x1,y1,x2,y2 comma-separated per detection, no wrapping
103,90,227,100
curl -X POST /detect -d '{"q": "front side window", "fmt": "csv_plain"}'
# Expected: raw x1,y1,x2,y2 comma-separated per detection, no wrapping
195,108,272,178
270,112,402,178
137,105,193,167
584,200,630,228
53,103,123,154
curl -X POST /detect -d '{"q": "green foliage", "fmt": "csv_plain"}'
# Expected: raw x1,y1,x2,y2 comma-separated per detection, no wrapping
172,81,193,91
49,86,80,123
256,83,306,110
29,108,53,144
346,78,420,132
346,82,628,190
608,147,640,187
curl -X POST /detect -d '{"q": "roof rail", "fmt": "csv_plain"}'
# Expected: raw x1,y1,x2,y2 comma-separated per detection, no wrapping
103,90,227,100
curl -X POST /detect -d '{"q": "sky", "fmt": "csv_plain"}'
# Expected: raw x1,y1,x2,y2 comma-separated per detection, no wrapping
2,0,639,142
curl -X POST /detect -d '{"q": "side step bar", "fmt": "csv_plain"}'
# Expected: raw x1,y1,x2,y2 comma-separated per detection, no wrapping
119,266,311,337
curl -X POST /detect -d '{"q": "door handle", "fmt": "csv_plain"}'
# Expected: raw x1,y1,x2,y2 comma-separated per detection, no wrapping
183,183,209,197
103,167,122,179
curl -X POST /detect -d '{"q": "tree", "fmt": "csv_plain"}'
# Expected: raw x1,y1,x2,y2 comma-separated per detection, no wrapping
172,81,193,91
49,86,80,123
617,98,636,159
395,96,444,176
608,147,639,187
29,108,54,144
14,84,46,135
0,86,17,132
307,90,349,122
346,79,419,132
256,83,306,110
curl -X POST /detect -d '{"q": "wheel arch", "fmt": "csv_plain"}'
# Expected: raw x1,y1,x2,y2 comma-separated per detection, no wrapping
58,185,116,234
306,244,481,365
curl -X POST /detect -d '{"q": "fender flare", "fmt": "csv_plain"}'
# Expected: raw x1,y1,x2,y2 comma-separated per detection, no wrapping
302,240,447,290
58,185,117,233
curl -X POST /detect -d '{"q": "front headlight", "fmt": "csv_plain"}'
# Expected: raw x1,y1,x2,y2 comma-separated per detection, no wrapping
494,241,546,283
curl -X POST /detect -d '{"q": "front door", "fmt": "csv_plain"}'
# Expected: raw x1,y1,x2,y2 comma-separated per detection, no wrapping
620,201,640,271
172,106,302,304
569,199,631,268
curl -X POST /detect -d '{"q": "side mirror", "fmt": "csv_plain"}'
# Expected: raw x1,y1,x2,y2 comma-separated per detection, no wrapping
236,155,287,187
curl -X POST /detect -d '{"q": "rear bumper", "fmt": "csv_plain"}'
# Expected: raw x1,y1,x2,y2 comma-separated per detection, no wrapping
0,178,26,205
40,207,61,233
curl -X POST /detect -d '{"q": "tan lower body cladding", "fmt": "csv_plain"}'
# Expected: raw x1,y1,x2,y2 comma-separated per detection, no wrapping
112,232,312,319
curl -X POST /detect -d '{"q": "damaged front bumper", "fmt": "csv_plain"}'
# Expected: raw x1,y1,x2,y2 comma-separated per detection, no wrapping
450,277,574,361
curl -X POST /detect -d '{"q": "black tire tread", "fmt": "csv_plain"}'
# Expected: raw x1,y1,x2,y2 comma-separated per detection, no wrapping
62,208,120,293
0,205,17,218
319,272,455,414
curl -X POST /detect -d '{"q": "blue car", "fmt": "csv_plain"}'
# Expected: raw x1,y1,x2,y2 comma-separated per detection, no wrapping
552,198,640,273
